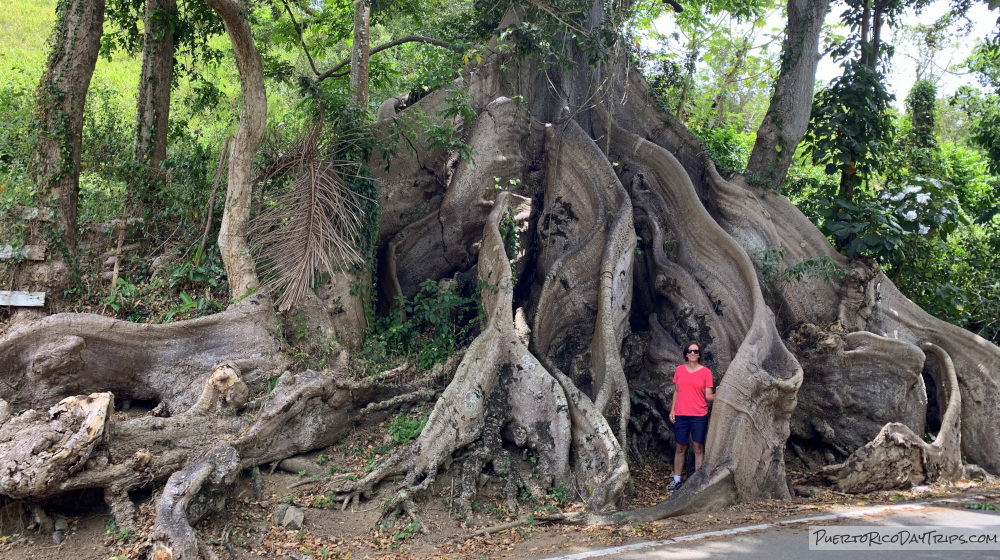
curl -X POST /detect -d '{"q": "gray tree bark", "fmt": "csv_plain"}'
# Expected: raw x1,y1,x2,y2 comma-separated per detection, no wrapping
135,0,177,173
746,0,832,190
20,0,105,295
204,0,266,301
350,0,371,105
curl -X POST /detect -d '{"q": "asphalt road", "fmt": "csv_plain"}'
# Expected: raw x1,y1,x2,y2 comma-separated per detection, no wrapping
530,499,1000,560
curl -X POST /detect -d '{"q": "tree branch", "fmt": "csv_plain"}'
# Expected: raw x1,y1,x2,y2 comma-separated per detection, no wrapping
316,35,454,84
280,0,321,78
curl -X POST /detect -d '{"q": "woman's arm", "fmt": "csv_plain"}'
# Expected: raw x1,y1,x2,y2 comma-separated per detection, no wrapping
670,386,678,422
705,387,715,402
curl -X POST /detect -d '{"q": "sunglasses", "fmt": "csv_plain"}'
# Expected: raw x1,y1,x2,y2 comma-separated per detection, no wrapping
685,349,700,355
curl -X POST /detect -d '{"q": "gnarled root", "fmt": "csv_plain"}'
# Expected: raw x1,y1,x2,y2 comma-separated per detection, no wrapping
0,320,360,539
604,113,802,512
828,342,964,492
149,442,240,560
328,191,628,517
0,393,112,499
377,489,427,535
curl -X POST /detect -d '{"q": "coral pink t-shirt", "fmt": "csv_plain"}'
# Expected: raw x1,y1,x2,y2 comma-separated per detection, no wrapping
673,364,713,416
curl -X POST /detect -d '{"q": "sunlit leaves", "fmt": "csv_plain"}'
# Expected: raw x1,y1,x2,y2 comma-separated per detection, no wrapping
805,59,895,184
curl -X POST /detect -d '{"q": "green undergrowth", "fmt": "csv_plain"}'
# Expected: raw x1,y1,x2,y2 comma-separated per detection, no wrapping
354,279,483,376
290,406,432,509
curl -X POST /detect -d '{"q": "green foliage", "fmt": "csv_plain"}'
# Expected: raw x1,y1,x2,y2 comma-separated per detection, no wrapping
783,256,847,283
639,0,779,133
361,279,481,371
906,80,938,151
804,59,896,185
389,411,428,444
104,517,138,543
378,93,477,167
391,518,420,550
694,123,752,172
803,174,967,261
0,81,36,174
750,248,847,287
498,206,522,281
751,248,785,285
952,86,1000,178
547,485,570,505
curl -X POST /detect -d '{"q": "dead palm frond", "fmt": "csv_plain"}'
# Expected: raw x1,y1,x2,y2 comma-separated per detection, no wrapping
251,159,367,312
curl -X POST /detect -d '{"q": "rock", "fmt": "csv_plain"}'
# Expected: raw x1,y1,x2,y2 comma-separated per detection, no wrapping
149,253,177,279
277,457,325,477
53,516,68,544
792,485,820,497
911,485,932,493
274,503,288,525
275,505,304,530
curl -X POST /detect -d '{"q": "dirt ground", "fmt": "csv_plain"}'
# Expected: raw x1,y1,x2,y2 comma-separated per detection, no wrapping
2,406,998,560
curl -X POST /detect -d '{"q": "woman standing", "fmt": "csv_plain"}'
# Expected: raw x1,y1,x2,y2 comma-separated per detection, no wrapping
668,341,714,491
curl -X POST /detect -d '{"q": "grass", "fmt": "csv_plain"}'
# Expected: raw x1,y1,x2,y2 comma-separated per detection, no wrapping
0,1,141,96
0,1,53,85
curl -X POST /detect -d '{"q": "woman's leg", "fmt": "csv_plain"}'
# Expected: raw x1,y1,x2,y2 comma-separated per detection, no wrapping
691,414,709,469
693,441,704,469
674,442,688,477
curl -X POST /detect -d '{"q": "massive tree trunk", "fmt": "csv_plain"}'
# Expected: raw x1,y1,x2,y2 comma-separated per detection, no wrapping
345,0,1000,519
135,0,177,175
2,0,999,550
19,0,105,295
205,0,266,301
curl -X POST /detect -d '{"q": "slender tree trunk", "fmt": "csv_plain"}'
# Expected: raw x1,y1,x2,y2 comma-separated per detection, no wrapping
674,39,701,121
203,0,266,300
835,1,881,208
350,0,371,105
22,0,105,294
135,0,177,179
746,0,831,189
713,39,750,123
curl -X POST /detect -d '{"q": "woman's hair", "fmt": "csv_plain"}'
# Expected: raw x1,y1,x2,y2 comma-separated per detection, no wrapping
684,340,703,364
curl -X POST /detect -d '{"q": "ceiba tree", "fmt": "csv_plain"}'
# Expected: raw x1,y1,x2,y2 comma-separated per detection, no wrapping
3,0,999,556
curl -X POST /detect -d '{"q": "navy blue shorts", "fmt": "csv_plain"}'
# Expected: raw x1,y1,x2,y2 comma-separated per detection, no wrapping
674,414,709,444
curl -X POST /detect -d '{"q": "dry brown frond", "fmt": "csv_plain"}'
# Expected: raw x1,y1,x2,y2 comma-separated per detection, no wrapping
251,159,365,312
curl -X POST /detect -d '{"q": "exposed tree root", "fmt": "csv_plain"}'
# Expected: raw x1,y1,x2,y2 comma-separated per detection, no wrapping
786,326,928,457
0,295,285,413
604,114,802,509
0,392,113,499
468,512,581,537
149,442,240,560
0,305,364,537
329,190,627,518
827,342,964,492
